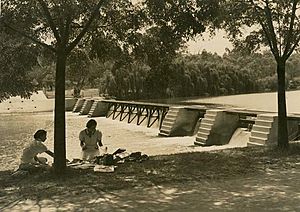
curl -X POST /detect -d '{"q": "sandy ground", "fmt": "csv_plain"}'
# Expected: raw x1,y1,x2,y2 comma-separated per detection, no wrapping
0,112,248,171
2,89,300,170
1,112,300,212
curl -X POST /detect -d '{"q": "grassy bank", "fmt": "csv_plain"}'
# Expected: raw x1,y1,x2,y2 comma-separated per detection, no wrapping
1,144,300,198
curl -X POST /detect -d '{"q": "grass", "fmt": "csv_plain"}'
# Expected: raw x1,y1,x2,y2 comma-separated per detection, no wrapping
1,143,300,210
2,143,300,190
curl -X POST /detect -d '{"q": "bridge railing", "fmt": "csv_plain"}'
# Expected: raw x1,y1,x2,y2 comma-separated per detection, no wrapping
101,100,170,128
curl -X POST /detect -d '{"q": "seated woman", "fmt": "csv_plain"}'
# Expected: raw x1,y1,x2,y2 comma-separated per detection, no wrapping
18,129,54,171
79,119,104,161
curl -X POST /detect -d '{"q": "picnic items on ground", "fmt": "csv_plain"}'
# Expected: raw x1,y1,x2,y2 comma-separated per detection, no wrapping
67,148,149,172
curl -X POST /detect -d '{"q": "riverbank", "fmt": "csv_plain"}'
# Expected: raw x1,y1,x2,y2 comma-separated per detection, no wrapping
1,144,300,211
1,90,300,211
0,112,249,172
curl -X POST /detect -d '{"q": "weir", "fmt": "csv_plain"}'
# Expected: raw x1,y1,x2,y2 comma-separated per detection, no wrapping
73,99,169,128
1,91,298,148
72,98,300,147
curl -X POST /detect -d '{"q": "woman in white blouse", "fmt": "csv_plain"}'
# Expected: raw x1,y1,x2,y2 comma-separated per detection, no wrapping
79,119,103,161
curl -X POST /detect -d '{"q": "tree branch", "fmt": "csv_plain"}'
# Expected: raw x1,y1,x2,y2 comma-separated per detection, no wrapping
2,22,56,52
250,0,279,59
286,34,300,58
66,0,107,53
263,0,280,57
37,0,61,44
71,23,110,29
62,15,71,46
283,0,299,56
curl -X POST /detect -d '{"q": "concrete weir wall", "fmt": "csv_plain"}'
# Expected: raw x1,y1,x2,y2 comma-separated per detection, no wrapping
89,101,110,117
73,99,85,112
0,92,80,113
207,111,239,145
80,99,94,115
287,118,300,141
249,113,300,145
65,98,78,111
70,98,300,147
195,110,240,146
167,107,203,136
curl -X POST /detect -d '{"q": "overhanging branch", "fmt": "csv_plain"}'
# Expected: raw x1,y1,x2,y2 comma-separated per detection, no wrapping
66,0,107,53
3,22,56,52
250,0,279,59
283,0,299,56
37,0,61,44
264,0,280,57
286,34,300,59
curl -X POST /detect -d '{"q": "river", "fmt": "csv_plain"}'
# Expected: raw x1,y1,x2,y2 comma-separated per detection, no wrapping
181,90,300,114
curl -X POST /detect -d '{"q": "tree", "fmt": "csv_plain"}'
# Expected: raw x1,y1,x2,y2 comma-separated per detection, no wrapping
286,54,300,81
67,48,92,98
224,0,300,149
1,0,110,174
29,52,56,91
131,0,223,98
0,31,38,101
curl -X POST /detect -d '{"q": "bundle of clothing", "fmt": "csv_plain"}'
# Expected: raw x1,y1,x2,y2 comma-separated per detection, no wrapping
67,148,149,173
94,149,149,165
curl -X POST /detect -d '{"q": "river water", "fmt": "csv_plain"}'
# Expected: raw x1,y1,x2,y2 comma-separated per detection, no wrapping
182,90,300,114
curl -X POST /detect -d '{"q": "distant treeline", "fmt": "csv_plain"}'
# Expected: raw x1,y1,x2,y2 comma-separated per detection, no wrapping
99,50,300,100
31,49,300,100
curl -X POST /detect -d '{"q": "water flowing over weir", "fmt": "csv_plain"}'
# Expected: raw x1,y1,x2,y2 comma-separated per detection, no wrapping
1,90,300,148
71,98,300,147
228,128,250,147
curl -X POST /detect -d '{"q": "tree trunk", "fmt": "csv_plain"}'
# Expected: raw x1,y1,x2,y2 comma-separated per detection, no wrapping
276,59,289,149
53,49,67,174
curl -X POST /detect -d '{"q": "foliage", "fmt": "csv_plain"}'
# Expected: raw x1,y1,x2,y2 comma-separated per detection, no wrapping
128,0,224,98
0,31,38,101
223,0,300,148
1,0,116,174
28,51,56,91
66,48,92,97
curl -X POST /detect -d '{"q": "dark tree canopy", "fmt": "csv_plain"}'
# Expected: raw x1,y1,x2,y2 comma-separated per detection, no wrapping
1,0,113,174
0,31,38,101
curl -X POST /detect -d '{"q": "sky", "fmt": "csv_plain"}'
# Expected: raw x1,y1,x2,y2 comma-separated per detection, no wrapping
186,30,233,56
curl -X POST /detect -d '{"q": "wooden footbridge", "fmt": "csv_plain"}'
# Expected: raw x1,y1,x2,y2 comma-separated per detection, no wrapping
103,100,169,128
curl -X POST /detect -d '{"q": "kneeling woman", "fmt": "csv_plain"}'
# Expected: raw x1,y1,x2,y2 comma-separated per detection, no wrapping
79,119,103,161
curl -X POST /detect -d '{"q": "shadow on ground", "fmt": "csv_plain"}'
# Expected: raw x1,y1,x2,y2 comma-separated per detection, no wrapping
1,148,300,211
